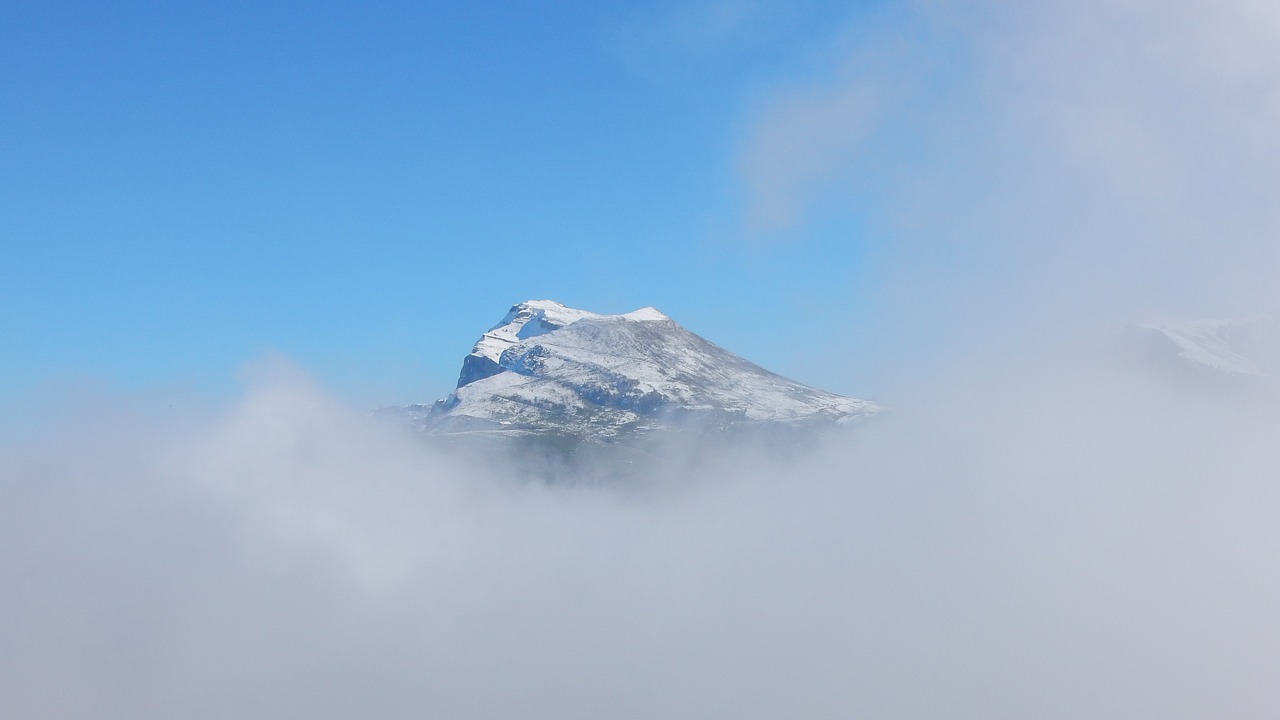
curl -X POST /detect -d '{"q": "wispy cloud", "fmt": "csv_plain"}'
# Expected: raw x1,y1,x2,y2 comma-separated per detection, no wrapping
738,74,884,231
734,0,1280,319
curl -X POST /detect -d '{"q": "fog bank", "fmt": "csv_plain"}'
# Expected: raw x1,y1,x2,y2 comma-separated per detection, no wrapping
2,350,1278,719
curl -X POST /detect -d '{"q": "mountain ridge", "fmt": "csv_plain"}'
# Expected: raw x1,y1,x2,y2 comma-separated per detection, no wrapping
1127,314,1280,388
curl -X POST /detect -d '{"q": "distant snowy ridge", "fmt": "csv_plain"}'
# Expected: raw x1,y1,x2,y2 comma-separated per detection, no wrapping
401,300,877,440
1130,315,1280,384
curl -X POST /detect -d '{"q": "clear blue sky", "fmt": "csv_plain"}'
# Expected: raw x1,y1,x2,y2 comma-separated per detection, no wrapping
3,1,911,407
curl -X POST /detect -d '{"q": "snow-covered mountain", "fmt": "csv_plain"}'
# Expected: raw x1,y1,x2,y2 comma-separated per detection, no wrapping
1127,315,1280,386
400,300,876,441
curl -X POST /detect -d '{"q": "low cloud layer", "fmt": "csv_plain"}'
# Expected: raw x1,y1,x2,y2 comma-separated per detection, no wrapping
3,349,1278,719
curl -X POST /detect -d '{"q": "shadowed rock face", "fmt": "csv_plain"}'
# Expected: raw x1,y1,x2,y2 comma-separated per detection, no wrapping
397,300,877,444
456,353,502,388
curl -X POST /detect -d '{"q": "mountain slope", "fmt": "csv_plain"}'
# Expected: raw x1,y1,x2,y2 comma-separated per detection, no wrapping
402,300,876,440
1129,315,1280,386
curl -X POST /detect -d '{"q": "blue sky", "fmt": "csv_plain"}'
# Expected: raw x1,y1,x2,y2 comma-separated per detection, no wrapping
6,0,1276,410
2,1,907,407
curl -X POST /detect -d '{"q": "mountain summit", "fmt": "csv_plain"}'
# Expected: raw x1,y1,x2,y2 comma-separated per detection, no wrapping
401,300,876,441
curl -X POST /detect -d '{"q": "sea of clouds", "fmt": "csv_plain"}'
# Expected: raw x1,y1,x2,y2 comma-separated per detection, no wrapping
3,346,1278,719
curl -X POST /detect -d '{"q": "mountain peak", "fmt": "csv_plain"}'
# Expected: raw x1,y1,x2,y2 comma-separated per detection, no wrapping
458,300,588,388
621,306,669,322
410,300,877,441
459,300,667,388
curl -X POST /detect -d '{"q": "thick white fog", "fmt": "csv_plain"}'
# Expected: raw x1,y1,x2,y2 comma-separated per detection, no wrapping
4,349,1279,719
5,0,1280,717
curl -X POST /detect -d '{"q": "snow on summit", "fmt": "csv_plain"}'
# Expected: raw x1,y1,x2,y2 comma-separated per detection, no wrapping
402,300,877,440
